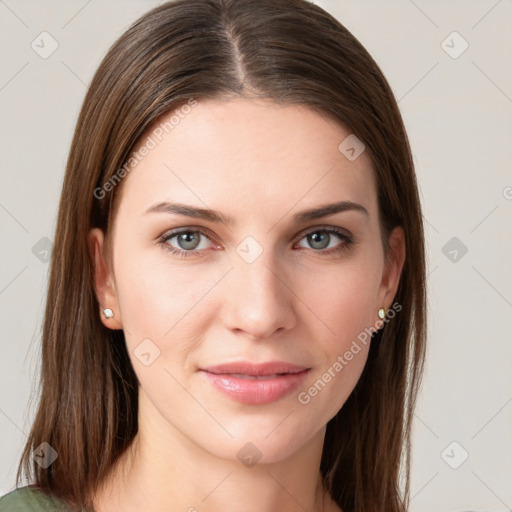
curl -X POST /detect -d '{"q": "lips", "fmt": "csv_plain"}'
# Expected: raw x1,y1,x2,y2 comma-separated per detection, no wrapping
199,361,311,405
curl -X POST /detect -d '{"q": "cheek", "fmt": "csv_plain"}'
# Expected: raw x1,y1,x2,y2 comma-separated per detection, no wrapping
114,259,173,337
292,258,378,416
297,255,380,344
113,243,227,357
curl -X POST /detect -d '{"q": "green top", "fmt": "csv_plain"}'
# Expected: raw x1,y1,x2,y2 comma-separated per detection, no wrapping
0,486,78,511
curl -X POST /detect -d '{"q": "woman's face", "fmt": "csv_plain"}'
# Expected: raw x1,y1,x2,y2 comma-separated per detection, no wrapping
90,97,404,464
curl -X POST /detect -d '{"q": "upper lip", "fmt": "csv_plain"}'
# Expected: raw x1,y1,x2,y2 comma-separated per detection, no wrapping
200,361,310,376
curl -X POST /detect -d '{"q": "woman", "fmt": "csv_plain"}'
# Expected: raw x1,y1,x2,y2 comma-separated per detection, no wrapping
0,0,426,510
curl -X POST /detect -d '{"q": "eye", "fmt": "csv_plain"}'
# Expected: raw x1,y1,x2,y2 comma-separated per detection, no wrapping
158,228,215,258
158,226,355,259
295,227,353,255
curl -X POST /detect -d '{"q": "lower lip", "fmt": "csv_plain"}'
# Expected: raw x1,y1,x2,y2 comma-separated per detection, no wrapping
200,369,310,405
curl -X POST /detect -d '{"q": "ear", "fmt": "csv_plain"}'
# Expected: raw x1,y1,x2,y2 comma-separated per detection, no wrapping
377,226,406,316
88,227,123,330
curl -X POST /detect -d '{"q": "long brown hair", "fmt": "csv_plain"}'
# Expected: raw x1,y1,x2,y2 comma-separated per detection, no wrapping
16,1,427,510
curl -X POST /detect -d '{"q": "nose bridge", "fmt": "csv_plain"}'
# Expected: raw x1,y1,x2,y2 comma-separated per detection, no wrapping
221,239,295,339
237,247,282,301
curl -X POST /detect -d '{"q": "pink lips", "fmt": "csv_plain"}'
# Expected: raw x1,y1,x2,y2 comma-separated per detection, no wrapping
199,361,311,405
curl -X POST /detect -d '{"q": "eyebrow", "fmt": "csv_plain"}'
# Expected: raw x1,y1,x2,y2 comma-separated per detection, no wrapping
143,200,369,226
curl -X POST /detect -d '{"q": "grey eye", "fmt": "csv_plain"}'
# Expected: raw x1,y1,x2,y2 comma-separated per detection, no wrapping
164,230,212,252
306,232,331,250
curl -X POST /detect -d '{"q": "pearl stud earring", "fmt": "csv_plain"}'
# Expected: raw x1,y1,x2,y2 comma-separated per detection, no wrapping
103,308,114,319
378,308,386,319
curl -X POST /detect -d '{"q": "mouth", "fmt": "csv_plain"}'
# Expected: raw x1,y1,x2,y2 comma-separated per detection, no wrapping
200,360,309,377
220,373,290,380
198,362,311,405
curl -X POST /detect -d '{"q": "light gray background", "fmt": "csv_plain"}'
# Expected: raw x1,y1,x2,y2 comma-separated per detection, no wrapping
1,1,511,511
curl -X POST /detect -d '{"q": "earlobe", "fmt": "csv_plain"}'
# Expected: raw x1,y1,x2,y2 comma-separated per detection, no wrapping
88,228,122,329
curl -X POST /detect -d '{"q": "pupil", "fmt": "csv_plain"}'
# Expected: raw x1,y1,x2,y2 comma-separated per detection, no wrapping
310,232,329,249
179,232,199,250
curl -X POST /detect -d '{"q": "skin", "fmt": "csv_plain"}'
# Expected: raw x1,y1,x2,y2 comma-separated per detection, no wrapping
88,97,405,512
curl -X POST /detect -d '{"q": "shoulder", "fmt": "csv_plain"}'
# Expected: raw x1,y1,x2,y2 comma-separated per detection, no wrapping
0,485,72,511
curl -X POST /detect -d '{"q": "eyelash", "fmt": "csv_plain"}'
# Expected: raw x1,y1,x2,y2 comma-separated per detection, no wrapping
158,226,355,259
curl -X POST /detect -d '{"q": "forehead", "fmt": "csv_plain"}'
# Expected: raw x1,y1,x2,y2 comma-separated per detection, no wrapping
116,97,377,222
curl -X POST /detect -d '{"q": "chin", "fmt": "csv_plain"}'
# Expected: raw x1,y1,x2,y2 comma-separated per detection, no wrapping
198,419,319,466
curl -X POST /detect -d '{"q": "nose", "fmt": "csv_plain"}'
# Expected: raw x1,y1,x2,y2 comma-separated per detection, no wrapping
220,249,297,340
